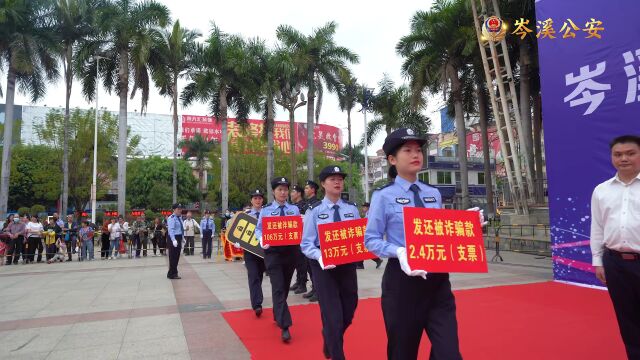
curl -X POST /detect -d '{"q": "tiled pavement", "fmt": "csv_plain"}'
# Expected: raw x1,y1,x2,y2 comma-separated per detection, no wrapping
0,250,552,359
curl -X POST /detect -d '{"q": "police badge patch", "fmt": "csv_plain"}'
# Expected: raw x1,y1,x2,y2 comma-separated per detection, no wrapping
318,214,329,219
423,197,437,203
395,198,410,204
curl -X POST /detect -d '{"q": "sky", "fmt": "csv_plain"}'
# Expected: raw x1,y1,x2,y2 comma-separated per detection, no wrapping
4,0,442,153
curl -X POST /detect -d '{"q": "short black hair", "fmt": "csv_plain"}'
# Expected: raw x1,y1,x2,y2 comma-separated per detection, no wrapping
610,135,640,149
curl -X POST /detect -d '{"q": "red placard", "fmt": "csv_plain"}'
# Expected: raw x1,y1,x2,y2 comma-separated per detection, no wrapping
318,218,376,266
104,211,119,217
160,210,172,216
262,216,303,246
403,208,488,273
130,210,145,217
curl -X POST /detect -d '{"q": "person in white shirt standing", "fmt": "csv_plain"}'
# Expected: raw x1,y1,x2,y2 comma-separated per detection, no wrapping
590,135,640,360
182,211,200,256
25,215,44,264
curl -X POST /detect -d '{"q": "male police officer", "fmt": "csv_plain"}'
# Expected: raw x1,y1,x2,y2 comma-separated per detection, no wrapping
167,203,184,279
255,177,301,342
200,210,215,259
290,184,310,295
300,179,320,302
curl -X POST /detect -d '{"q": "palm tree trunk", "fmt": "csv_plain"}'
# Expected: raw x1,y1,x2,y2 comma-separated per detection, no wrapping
172,79,178,204
347,109,355,200
62,44,72,217
0,62,17,217
477,82,495,215
266,100,275,200
449,65,469,209
117,50,129,216
306,88,315,181
219,88,229,213
288,108,296,184
533,94,545,204
519,41,535,201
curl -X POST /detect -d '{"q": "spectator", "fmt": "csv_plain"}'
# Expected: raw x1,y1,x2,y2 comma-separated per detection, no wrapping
48,237,67,264
43,219,61,262
100,220,110,259
132,216,148,258
150,217,164,256
182,211,200,256
62,215,78,261
78,220,95,261
4,214,24,265
25,215,44,264
107,218,121,259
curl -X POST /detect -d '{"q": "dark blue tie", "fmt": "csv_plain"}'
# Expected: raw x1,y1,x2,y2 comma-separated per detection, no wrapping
256,211,260,219
332,204,341,222
409,184,425,208
279,205,285,216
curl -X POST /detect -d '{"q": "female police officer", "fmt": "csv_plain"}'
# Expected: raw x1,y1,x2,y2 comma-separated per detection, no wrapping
242,189,267,317
255,177,301,343
301,165,360,360
364,128,483,360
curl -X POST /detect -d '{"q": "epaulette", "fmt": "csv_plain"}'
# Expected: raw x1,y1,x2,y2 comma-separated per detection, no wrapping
374,181,394,191
263,202,272,208
344,200,357,207
307,200,323,210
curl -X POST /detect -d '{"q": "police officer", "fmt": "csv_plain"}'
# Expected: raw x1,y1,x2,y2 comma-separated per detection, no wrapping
242,189,267,317
301,165,360,360
167,203,184,280
255,177,301,343
200,210,215,259
290,184,310,295
364,128,483,359
302,179,320,302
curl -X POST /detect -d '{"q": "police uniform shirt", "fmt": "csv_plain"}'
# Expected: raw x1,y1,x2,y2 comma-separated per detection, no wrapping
254,201,301,242
167,214,184,242
246,208,261,219
200,217,215,233
364,175,442,258
301,197,361,261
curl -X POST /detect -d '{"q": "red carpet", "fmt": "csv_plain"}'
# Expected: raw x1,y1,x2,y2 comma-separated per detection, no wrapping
222,282,626,359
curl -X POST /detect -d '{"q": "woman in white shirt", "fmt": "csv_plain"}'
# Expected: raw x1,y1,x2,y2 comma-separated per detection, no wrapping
107,218,121,259
25,215,44,264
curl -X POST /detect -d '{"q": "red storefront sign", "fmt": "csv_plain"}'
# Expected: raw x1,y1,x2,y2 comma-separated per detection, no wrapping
318,218,376,266
403,208,488,273
180,115,341,157
261,216,303,246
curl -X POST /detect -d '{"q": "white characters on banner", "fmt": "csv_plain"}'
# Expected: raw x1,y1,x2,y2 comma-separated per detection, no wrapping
623,48,640,104
564,61,610,115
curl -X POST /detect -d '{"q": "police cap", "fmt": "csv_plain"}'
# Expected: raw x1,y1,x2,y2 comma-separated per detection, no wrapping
382,128,426,156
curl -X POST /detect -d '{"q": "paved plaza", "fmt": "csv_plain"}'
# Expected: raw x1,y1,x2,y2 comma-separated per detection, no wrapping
0,250,552,360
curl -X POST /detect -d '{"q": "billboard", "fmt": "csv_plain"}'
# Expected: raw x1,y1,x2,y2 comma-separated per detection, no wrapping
181,115,342,157
536,0,640,286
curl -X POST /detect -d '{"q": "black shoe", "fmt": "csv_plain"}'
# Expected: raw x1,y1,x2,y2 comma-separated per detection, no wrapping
323,341,331,359
294,284,307,294
375,258,383,269
302,289,315,299
281,328,291,343
289,282,300,292
169,275,182,279
255,307,263,318
308,292,318,302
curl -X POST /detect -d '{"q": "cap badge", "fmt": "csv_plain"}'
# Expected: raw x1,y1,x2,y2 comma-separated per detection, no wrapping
407,129,414,135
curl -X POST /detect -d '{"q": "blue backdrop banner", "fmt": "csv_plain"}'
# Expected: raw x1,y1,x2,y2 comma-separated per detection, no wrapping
536,0,640,286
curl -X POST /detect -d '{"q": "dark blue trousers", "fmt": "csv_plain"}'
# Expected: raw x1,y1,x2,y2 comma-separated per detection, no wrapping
244,251,266,310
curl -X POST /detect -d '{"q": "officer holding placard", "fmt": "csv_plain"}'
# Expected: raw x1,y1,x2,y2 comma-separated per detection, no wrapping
255,177,301,343
243,189,267,317
301,165,360,360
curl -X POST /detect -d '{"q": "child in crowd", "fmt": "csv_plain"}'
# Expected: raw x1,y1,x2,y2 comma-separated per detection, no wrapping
48,238,67,263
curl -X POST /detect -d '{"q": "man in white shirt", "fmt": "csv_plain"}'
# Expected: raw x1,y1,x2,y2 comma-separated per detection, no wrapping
590,135,640,359
182,211,200,256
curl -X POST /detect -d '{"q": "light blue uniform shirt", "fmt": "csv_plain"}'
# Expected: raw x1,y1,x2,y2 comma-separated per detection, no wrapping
246,208,261,219
254,201,301,242
200,217,215,233
364,175,442,258
301,197,361,260
167,213,183,242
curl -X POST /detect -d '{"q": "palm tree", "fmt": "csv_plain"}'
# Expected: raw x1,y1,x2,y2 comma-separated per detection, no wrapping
254,46,296,198
77,0,169,215
179,133,216,194
397,0,475,209
277,22,359,180
149,20,200,204
338,74,359,163
182,25,256,213
54,0,99,217
363,76,431,145
275,81,306,184
0,0,60,217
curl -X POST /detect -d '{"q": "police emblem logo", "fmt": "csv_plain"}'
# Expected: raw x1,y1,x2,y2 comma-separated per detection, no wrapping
281,177,285,182
482,16,506,42
395,198,410,204
271,211,279,215
334,166,340,172
407,129,414,136
318,214,329,219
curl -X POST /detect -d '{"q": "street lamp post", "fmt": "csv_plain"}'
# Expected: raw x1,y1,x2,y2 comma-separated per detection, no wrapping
91,55,108,225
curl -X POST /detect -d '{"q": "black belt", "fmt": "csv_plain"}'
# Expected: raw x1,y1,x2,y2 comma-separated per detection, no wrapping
607,248,640,261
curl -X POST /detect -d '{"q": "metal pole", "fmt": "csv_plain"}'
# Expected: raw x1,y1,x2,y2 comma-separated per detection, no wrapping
363,109,369,202
91,57,101,225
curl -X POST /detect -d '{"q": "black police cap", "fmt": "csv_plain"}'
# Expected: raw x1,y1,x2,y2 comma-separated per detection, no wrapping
250,189,265,198
305,180,319,190
172,203,183,209
319,165,348,182
291,185,303,193
382,128,427,156
271,177,290,190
